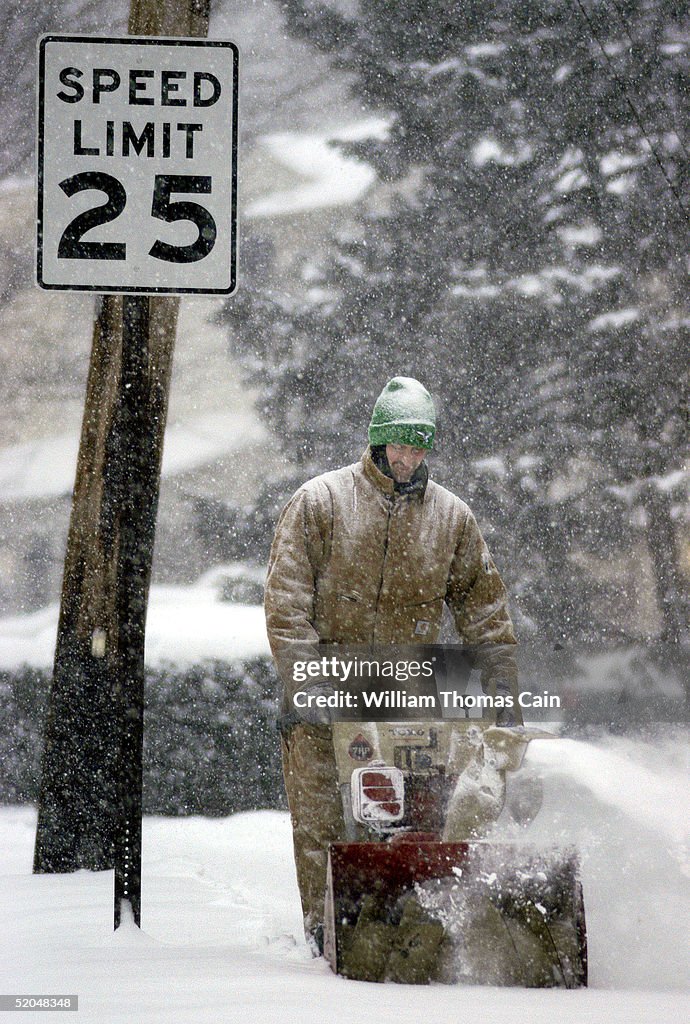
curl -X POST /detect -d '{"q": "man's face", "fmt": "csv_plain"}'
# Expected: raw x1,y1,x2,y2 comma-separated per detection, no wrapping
386,444,427,483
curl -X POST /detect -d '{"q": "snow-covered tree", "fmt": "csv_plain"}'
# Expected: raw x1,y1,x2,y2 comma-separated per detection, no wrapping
222,0,688,640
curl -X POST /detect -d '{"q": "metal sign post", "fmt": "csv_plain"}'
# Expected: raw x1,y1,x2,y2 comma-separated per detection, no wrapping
111,294,155,928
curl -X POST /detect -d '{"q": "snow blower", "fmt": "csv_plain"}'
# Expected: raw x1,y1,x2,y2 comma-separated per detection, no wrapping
323,721,587,986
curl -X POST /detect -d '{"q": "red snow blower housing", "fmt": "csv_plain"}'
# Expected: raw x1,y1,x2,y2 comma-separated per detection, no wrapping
323,721,587,986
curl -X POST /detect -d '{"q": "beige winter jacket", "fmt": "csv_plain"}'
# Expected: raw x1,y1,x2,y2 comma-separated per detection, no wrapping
265,448,518,709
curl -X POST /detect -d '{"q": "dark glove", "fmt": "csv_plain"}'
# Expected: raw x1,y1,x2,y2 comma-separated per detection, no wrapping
494,680,521,727
277,682,337,737
291,682,337,727
495,705,519,727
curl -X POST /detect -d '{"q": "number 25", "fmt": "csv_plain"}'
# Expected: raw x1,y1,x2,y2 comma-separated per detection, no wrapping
57,171,217,264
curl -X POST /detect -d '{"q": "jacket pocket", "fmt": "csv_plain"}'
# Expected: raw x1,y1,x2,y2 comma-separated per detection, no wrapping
330,591,365,639
395,595,445,640
315,585,368,642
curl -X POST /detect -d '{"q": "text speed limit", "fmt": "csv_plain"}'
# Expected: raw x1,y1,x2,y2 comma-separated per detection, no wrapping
37,36,238,295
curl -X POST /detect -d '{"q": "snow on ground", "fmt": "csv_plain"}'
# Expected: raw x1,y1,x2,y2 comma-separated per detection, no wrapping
0,413,267,504
0,575,686,1020
0,578,269,671
1,729,688,1023
513,733,689,994
246,119,389,218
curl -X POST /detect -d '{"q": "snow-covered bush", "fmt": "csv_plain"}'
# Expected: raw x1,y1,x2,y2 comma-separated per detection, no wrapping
0,659,286,815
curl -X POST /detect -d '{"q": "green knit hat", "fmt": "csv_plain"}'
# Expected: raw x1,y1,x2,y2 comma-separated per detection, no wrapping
368,377,436,450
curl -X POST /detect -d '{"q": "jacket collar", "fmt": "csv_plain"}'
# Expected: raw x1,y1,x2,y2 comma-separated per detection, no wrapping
361,446,429,499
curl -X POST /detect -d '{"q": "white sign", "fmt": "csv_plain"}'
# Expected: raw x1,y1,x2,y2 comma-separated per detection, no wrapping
37,35,238,294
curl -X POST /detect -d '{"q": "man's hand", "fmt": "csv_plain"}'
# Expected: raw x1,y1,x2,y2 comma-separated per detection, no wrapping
292,682,337,727
495,705,520,727
494,680,520,727
277,681,337,737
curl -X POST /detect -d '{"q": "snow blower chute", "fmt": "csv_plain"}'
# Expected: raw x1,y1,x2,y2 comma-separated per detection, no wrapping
324,721,587,986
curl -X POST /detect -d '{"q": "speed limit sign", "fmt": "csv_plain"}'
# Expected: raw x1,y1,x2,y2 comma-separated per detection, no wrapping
37,35,238,294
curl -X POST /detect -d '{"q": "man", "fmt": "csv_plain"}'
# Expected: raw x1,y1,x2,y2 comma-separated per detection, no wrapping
264,376,520,951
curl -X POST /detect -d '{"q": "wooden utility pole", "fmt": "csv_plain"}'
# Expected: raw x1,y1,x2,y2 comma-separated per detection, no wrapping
33,0,212,930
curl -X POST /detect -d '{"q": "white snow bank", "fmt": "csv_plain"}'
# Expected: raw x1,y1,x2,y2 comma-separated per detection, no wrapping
160,413,267,477
0,434,81,503
511,733,690,993
525,736,689,852
246,119,389,218
0,579,269,670
1,731,688,1023
0,412,264,503
143,585,268,666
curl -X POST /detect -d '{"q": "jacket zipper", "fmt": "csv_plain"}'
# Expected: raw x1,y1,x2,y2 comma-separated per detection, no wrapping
372,496,393,639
